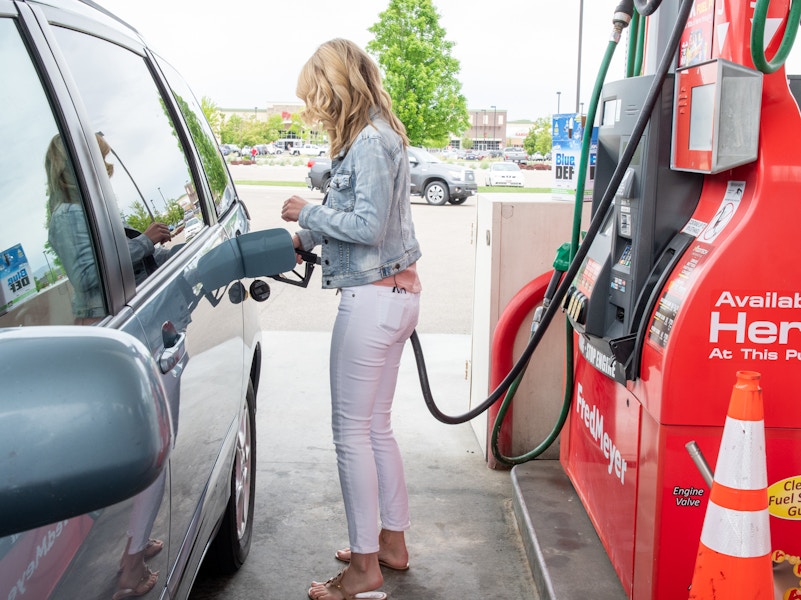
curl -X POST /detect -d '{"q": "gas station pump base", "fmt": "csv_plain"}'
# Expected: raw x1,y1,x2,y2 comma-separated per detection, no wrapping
511,460,626,600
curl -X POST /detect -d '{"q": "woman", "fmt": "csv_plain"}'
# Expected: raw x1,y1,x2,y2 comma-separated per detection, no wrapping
46,133,173,324
281,39,422,600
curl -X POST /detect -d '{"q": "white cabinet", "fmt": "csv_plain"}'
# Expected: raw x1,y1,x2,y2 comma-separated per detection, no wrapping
470,196,591,463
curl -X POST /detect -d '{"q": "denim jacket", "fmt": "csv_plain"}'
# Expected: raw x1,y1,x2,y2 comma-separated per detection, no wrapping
295,113,422,289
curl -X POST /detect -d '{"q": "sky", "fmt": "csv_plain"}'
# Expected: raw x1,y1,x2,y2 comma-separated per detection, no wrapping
96,0,631,121
97,0,801,122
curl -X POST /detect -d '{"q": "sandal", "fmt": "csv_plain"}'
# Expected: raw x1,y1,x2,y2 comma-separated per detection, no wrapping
118,539,163,573
335,547,409,571
307,570,387,600
112,567,159,600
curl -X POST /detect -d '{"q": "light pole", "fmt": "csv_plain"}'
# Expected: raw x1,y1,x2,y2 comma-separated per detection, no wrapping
101,135,154,219
482,109,486,148
557,91,561,114
491,105,496,149
576,0,583,113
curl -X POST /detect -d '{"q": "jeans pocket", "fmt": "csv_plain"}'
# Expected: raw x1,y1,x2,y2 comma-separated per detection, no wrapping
377,289,406,335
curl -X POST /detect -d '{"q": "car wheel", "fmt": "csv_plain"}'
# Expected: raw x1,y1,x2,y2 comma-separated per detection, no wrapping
321,177,331,195
424,181,448,205
448,197,468,205
207,381,256,574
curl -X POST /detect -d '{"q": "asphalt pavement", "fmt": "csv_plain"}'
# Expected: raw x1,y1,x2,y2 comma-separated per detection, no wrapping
187,168,542,599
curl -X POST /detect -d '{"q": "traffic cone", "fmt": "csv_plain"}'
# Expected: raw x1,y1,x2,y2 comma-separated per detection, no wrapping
688,371,773,599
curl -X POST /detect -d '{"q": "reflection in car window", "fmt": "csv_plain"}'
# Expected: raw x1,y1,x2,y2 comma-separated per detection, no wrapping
0,19,106,327
157,56,236,216
52,26,205,285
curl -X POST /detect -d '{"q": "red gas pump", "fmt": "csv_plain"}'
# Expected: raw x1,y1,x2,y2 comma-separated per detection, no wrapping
558,0,801,598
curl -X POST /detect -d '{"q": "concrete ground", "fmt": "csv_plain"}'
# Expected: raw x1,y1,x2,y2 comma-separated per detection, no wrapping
188,172,543,599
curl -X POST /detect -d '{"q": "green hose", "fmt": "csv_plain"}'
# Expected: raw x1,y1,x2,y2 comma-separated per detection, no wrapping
627,11,641,77
490,35,622,466
751,0,801,73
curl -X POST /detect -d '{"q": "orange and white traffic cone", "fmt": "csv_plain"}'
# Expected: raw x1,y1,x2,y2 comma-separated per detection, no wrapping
688,370,773,599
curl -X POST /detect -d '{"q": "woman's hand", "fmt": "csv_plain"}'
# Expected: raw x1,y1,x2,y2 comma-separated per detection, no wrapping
281,195,308,222
143,222,172,245
292,234,302,264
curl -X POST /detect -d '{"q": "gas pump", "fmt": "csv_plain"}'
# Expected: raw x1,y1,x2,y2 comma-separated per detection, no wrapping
558,0,801,598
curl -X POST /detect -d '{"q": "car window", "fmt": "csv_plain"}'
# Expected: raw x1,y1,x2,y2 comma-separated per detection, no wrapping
157,56,236,216
409,147,441,164
0,18,107,327
52,25,204,286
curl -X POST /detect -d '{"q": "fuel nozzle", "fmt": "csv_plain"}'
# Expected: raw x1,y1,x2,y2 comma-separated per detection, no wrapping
612,0,634,42
532,243,571,335
269,248,320,288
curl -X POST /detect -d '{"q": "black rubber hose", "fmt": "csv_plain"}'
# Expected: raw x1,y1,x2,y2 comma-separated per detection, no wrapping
634,0,662,16
411,0,695,427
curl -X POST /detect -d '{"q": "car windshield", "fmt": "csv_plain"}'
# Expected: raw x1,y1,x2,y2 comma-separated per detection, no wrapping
409,147,441,164
495,163,520,171
186,217,200,227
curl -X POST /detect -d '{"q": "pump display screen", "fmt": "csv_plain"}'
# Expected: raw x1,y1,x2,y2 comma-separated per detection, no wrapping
602,98,620,127
689,83,715,151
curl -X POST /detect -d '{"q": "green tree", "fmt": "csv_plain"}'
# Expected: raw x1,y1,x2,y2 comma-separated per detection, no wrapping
265,113,285,142
523,116,553,156
221,114,245,146
163,200,185,227
124,200,154,232
201,96,221,140
367,0,469,148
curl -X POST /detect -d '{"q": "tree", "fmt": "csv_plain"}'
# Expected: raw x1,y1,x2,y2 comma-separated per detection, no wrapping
523,116,553,156
367,0,469,148
201,96,222,140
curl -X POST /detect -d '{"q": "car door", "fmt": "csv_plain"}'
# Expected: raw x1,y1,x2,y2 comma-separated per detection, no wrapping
0,3,250,598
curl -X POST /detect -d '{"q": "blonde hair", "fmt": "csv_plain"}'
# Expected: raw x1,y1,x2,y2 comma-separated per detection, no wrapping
46,133,114,210
296,38,408,157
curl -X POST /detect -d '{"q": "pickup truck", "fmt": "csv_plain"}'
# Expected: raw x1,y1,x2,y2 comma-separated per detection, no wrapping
503,146,528,163
305,147,477,205
291,144,328,156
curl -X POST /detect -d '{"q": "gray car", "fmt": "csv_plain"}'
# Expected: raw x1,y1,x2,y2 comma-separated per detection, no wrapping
304,147,477,205
0,2,296,599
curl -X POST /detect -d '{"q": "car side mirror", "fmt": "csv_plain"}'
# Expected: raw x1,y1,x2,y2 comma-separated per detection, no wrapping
196,228,298,291
0,327,172,538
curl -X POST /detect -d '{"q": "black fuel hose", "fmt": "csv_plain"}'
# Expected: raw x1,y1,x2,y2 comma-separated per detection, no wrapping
411,0,695,431
633,0,662,16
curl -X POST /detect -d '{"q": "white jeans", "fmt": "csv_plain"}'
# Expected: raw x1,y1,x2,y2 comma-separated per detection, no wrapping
330,284,420,554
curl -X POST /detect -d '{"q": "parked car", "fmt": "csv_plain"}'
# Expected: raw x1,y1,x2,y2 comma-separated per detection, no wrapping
275,138,302,152
306,157,332,194
183,216,203,240
408,146,477,205
0,2,298,599
485,161,526,187
220,143,241,156
304,147,477,205
256,143,280,155
503,146,528,163
290,143,327,156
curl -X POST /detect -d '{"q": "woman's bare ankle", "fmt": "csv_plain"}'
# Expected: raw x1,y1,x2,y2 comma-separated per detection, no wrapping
378,529,408,566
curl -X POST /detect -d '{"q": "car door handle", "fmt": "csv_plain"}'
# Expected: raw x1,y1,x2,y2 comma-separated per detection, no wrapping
159,321,186,374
